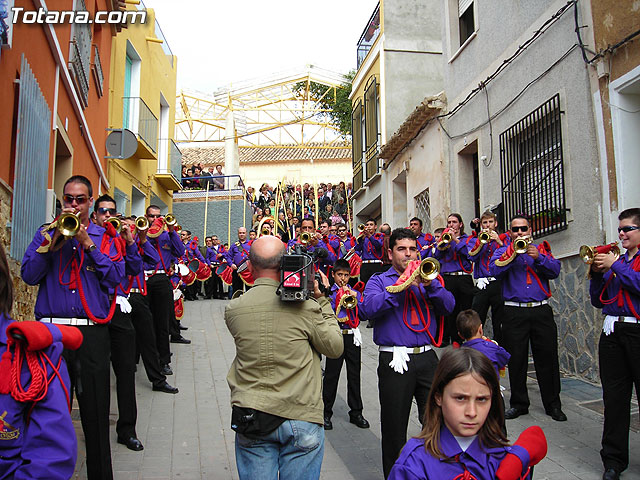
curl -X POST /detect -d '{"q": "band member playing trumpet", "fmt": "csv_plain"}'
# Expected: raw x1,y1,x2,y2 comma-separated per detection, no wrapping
322,259,369,431
329,224,362,280
360,228,454,478
469,211,508,344
21,176,125,479
432,213,475,345
589,208,640,480
356,218,386,283
489,215,566,423
286,218,336,275
408,217,434,255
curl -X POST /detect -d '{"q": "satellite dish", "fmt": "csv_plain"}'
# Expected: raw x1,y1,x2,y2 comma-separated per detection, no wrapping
106,129,137,159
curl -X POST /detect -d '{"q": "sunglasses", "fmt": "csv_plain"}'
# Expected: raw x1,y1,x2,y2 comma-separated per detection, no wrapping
63,194,88,205
618,225,640,234
511,225,529,233
97,207,117,215
147,214,161,219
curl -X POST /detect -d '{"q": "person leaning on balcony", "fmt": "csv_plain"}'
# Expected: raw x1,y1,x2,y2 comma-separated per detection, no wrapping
589,208,640,480
21,175,126,480
489,214,567,423
225,236,343,480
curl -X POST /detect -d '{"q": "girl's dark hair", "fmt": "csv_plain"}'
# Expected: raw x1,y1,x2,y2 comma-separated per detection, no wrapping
416,348,507,458
448,213,465,234
0,243,14,315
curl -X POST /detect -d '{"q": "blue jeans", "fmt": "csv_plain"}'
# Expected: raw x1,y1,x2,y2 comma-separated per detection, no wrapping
235,419,324,480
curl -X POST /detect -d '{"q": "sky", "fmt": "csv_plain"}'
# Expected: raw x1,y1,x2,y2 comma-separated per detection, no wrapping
142,0,379,94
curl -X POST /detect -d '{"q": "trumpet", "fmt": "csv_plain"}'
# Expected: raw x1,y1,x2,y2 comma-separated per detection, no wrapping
579,243,621,264
514,236,532,254
300,231,313,245
135,216,149,232
418,257,441,282
339,293,357,310
164,213,177,226
437,231,453,251
357,224,366,233
174,224,182,233
57,211,81,237
257,216,274,237
105,217,122,233
478,230,492,244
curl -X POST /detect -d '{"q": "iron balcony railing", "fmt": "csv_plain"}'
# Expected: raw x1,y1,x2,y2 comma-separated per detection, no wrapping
353,162,363,193
69,39,90,106
92,44,104,97
123,96,158,153
365,147,381,181
177,174,245,194
156,138,182,181
357,3,381,69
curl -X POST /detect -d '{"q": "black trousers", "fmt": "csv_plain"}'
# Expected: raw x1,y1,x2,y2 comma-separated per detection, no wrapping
502,304,561,412
146,274,174,365
360,262,387,284
442,274,476,344
64,324,112,480
205,272,223,298
599,323,640,473
378,349,438,479
323,333,363,418
471,279,505,344
129,293,166,387
109,308,137,439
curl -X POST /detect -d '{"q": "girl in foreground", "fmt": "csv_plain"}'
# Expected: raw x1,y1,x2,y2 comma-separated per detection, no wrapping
389,348,546,480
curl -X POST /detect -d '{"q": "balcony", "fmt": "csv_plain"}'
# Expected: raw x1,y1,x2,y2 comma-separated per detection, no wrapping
357,3,380,69
155,139,182,191
123,96,158,156
91,44,104,97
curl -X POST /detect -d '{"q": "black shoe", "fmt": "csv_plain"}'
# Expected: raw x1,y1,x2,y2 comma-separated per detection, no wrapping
324,416,333,430
117,436,144,451
170,335,191,344
603,468,620,480
153,381,179,394
349,413,370,429
178,323,188,331
161,364,173,376
504,407,528,420
547,407,567,422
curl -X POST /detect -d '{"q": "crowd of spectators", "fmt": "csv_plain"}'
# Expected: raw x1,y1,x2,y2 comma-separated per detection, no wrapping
180,163,226,190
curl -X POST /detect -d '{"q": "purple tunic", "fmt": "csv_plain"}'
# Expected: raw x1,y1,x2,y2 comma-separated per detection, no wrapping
119,238,160,295
147,229,185,272
206,245,226,265
468,237,509,279
590,251,640,316
181,242,206,263
330,236,358,260
360,268,454,347
462,338,511,374
21,222,125,319
432,234,473,274
329,284,363,329
225,240,252,267
489,244,560,303
389,426,532,480
286,238,336,274
0,313,77,479
356,233,384,261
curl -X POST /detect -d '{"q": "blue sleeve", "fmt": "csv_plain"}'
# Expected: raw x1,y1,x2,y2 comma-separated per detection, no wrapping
388,465,423,480
360,274,403,320
87,240,125,289
533,253,560,279
125,243,143,276
489,245,514,278
424,278,456,316
589,272,606,308
169,230,186,257
495,344,511,368
21,227,53,285
610,260,640,296
140,239,161,266
195,247,206,262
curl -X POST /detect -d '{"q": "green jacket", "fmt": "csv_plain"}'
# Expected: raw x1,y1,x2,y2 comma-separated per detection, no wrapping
225,277,343,425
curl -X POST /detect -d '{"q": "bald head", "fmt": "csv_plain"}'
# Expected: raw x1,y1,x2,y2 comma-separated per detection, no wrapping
249,236,284,277
238,227,247,242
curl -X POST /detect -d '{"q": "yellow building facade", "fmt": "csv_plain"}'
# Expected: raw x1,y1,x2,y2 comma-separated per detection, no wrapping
107,6,181,216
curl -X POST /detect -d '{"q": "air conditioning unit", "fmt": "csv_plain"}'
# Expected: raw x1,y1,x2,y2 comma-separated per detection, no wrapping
46,189,57,223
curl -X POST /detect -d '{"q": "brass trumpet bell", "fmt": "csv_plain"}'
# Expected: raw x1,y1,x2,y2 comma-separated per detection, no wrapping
340,293,357,310
357,224,366,232
514,236,532,254
106,217,122,234
164,213,177,226
257,216,275,237
418,257,441,282
437,232,453,251
579,244,621,264
57,211,81,237
174,224,182,233
135,216,149,231
299,231,312,245
479,230,491,244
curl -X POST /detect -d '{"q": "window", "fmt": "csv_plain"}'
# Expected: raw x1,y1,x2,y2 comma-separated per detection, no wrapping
351,100,363,192
364,76,380,181
458,0,475,45
414,188,432,234
91,44,104,97
69,0,91,106
0,0,15,52
499,94,567,238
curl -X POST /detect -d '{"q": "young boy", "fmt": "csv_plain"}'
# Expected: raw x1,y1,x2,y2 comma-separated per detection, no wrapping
420,227,444,259
456,309,510,376
322,259,369,431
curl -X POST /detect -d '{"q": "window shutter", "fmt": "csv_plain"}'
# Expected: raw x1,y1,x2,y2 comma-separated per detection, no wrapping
459,0,473,17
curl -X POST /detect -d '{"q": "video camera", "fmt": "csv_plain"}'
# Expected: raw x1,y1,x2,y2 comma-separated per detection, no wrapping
278,244,328,301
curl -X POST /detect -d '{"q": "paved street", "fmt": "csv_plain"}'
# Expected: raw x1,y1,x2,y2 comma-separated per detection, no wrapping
72,297,640,479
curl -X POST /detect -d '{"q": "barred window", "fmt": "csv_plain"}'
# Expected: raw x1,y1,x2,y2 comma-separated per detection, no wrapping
351,99,363,192
364,76,380,181
69,0,91,106
92,44,104,97
414,187,431,234
499,94,567,238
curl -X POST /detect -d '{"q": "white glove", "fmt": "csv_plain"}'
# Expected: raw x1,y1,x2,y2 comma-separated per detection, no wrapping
173,288,183,301
177,263,190,276
476,277,490,290
389,346,410,374
353,327,362,347
603,315,616,336
116,296,132,314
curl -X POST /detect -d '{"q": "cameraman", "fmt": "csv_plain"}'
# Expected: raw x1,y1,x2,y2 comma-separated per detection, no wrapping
225,236,343,480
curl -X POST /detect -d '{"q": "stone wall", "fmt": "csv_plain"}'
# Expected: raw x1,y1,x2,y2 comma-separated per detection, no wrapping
0,182,38,321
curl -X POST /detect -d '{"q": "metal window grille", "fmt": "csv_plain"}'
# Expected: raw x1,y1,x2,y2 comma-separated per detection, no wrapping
499,94,567,239
123,97,158,153
91,44,104,97
69,0,91,106
351,100,363,192
11,55,51,260
364,76,380,181
414,188,432,234
113,188,129,216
